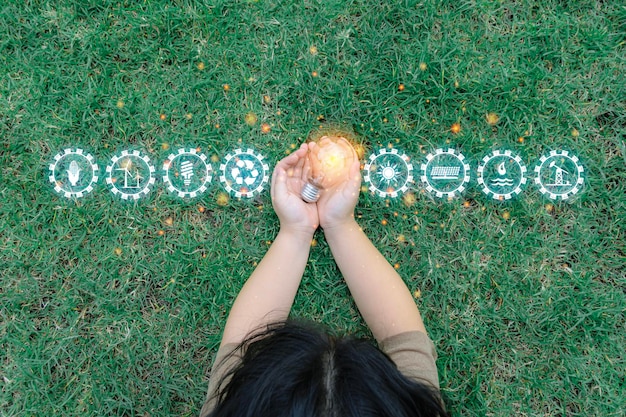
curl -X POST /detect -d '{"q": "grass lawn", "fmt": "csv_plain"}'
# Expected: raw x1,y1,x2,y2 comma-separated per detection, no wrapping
1,0,624,416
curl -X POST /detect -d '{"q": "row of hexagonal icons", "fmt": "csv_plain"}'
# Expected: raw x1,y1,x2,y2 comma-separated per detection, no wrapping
49,147,584,201
49,148,270,200
363,148,584,200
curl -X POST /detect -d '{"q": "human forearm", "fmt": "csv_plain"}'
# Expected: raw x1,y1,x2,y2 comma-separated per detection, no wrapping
220,228,312,346
324,219,426,342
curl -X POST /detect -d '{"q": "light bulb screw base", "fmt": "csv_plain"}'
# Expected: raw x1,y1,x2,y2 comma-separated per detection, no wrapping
301,182,320,203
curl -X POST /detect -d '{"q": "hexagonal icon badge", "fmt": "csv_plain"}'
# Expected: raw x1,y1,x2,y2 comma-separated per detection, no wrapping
48,148,99,198
477,150,528,201
534,150,585,200
219,148,269,198
162,148,213,199
106,150,156,200
420,148,471,199
363,148,414,198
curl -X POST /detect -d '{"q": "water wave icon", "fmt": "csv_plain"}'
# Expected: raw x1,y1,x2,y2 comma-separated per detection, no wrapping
491,178,514,186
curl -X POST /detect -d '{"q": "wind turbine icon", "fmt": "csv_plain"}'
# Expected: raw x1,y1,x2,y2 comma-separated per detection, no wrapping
116,160,142,188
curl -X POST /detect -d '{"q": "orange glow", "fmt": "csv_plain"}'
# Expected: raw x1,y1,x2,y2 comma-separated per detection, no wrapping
308,136,355,188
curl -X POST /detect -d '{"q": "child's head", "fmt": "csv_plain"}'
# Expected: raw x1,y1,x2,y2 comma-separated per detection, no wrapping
209,321,448,417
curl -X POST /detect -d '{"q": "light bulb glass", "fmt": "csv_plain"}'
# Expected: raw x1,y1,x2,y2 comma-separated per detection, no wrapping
301,136,355,203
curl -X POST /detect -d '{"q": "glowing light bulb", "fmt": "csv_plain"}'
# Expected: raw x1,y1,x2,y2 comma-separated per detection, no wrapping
301,136,355,203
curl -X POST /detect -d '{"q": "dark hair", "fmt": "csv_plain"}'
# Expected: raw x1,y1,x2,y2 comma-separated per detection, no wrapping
209,320,449,417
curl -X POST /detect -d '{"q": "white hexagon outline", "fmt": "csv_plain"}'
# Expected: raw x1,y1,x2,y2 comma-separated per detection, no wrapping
533,150,585,200
162,148,213,199
219,148,269,198
105,150,156,200
48,148,99,198
420,148,471,199
477,150,528,200
363,148,414,198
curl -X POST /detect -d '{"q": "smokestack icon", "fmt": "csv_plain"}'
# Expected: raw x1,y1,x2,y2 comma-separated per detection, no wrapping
180,160,194,186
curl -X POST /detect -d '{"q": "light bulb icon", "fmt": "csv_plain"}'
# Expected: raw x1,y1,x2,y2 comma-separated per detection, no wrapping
301,136,355,203
180,159,194,186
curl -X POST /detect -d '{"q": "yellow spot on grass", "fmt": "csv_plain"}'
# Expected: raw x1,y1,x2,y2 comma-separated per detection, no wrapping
216,192,229,206
486,112,499,126
245,112,258,126
402,192,416,207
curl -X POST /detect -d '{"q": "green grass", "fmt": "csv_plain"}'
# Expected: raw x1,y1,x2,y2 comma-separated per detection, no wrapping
1,0,625,416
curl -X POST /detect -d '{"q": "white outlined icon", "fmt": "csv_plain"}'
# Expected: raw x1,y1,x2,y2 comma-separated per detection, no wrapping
363,148,414,198
534,150,584,200
48,148,99,198
106,150,156,200
162,148,213,199
477,150,527,200
219,148,269,198
420,148,470,199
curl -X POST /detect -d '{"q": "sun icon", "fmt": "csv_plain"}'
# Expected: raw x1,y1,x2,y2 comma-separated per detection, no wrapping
379,163,399,181
364,148,413,198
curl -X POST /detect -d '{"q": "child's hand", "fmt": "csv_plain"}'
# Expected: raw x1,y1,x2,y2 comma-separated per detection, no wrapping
271,143,319,237
316,139,361,230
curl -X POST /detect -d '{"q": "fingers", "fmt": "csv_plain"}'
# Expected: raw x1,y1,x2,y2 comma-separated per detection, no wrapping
270,164,285,202
272,143,309,200
348,151,362,182
301,149,312,183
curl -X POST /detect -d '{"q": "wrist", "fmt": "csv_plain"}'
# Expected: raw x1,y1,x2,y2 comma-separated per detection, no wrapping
321,217,360,238
278,224,317,245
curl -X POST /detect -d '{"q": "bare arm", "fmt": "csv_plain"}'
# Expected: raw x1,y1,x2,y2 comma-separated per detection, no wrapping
323,220,426,342
220,228,313,346
220,144,318,347
315,140,426,342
